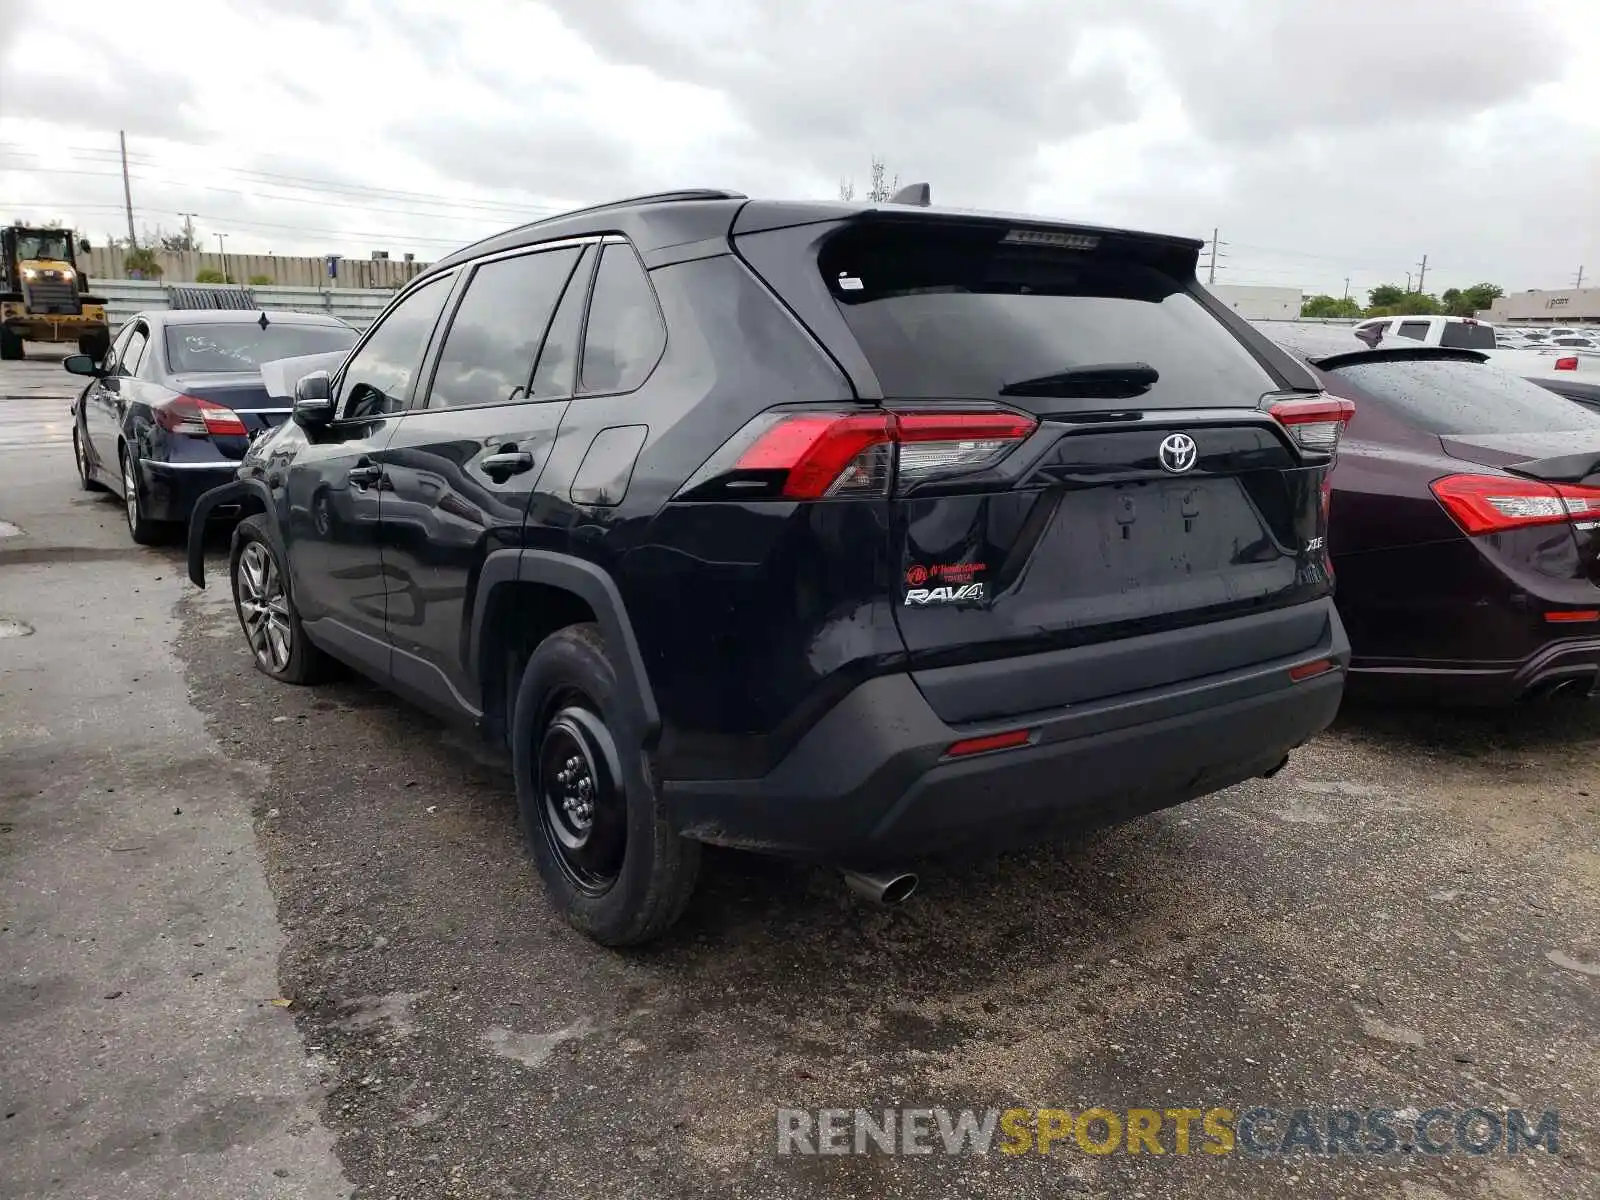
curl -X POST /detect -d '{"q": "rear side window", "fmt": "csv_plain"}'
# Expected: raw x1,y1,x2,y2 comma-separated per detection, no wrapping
1396,321,1430,342
818,224,1276,407
427,247,580,409
1334,358,1600,434
1438,322,1496,350
579,244,665,395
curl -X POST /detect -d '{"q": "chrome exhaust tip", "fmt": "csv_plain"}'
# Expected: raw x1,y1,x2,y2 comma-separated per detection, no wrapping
842,868,919,906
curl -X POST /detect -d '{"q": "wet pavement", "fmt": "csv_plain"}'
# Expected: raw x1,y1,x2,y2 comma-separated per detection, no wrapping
2,350,1597,1199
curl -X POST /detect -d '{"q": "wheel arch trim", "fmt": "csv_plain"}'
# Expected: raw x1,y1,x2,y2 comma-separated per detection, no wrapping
469,549,660,744
186,477,277,589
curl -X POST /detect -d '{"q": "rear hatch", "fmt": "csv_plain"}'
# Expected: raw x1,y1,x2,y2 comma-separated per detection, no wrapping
738,215,1339,721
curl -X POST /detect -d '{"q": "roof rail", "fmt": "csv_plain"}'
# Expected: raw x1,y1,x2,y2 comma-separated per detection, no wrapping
436,188,748,268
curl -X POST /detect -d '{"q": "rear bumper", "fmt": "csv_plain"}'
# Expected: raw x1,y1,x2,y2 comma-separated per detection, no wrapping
1349,636,1600,705
666,599,1349,865
136,459,242,522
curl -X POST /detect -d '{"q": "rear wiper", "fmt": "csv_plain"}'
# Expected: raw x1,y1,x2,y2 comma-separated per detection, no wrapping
999,362,1159,399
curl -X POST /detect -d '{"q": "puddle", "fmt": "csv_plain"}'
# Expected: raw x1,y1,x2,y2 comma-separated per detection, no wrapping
0,618,34,639
0,520,21,538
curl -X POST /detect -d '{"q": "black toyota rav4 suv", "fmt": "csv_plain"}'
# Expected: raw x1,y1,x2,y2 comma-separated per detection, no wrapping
189,189,1352,944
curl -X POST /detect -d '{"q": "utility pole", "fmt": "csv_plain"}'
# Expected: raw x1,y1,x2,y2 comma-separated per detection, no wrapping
1406,271,1412,293
118,130,136,248
1204,227,1227,285
216,232,230,285
178,212,199,281
1342,277,1350,302
1415,253,1428,293
1576,265,1586,289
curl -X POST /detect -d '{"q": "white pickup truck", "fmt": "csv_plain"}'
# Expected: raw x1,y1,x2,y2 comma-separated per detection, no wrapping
1352,314,1597,382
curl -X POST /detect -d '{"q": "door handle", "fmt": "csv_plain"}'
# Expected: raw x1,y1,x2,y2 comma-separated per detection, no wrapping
348,464,384,487
482,450,534,479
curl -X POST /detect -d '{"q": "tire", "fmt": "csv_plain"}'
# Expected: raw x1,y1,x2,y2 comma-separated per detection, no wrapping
0,328,22,361
229,514,327,684
512,623,699,946
119,446,173,545
72,427,100,491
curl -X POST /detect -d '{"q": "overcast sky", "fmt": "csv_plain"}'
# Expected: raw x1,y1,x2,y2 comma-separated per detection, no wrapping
1,0,1595,299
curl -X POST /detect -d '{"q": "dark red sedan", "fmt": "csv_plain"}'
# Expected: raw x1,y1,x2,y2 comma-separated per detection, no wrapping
1265,325,1600,704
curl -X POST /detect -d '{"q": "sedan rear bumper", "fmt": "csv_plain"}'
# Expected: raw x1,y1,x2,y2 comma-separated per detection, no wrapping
137,459,242,522
1349,636,1600,705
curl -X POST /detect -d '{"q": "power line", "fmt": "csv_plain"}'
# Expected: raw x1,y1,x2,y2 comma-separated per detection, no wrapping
0,199,476,246
0,144,570,219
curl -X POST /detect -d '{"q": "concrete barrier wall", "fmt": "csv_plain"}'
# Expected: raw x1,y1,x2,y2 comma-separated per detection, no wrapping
83,248,432,289
96,279,393,329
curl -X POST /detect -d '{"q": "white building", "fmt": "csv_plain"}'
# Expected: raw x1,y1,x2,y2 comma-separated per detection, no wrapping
1204,284,1303,321
1484,288,1600,325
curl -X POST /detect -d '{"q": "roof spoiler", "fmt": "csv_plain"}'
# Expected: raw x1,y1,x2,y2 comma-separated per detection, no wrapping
889,182,931,207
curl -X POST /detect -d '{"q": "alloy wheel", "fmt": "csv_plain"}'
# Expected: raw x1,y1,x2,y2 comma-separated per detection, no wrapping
236,541,294,672
122,456,139,532
537,699,626,894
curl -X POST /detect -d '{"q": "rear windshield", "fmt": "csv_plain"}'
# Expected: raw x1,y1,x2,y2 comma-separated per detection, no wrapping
164,321,357,374
819,225,1275,407
1438,322,1497,350
1333,358,1600,435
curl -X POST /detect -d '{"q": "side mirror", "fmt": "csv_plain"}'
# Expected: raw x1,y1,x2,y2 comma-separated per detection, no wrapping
63,353,102,378
292,371,334,429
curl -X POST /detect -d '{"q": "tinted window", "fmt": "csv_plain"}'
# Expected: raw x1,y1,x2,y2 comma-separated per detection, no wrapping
529,246,593,399
103,323,135,374
1553,336,1596,347
120,327,149,377
1396,321,1430,342
337,275,451,419
579,244,665,394
821,224,1275,407
1438,322,1496,350
426,247,580,409
164,322,357,374
1334,358,1600,435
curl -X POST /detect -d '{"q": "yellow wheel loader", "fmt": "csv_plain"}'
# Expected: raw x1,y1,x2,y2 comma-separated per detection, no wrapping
0,226,110,361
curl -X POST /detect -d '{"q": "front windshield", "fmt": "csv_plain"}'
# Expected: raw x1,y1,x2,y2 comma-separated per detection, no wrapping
17,231,72,262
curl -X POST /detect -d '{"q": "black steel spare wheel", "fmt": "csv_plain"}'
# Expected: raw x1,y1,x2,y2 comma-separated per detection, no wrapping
538,698,626,893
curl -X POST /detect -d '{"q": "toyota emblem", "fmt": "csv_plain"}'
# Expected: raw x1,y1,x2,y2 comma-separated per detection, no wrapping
1158,433,1198,474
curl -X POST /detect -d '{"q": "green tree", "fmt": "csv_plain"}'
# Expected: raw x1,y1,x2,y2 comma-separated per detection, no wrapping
123,247,162,278
1367,284,1406,310
1391,291,1442,315
247,273,273,286
1461,282,1503,314
1301,294,1362,318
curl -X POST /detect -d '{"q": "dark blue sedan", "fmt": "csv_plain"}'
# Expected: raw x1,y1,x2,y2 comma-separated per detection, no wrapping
67,309,358,543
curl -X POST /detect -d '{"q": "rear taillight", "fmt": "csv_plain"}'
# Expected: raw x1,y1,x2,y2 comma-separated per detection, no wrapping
1269,395,1356,455
1430,473,1600,536
154,394,247,437
699,408,1037,500
1555,356,1579,371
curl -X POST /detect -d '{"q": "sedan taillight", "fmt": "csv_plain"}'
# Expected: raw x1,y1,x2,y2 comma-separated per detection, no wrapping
154,394,248,437
1430,473,1600,535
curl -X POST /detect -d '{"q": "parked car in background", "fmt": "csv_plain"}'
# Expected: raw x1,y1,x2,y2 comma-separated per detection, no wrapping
1353,314,1497,350
66,310,358,543
188,189,1353,944
1263,323,1600,704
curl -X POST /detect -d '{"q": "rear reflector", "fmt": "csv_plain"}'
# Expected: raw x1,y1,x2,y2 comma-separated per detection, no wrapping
154,394,248,437
1430,473,1600,535
731,409,1037,499
1555,356,1579,371
1546,610,1600,623
1288,658,1337,682
1269,395,1356,454
944,729,1033,758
